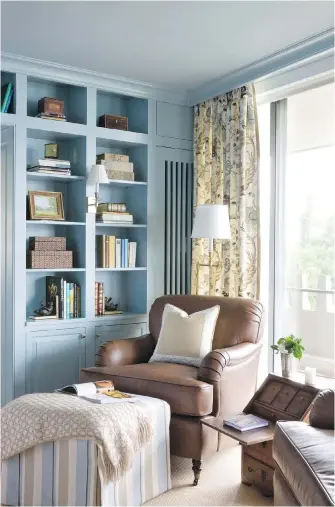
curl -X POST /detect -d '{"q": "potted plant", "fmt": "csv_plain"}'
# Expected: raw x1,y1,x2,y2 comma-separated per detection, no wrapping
270,335,304,378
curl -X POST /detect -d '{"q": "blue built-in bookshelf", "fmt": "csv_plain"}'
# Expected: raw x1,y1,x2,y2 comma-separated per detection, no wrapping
0,56,193,398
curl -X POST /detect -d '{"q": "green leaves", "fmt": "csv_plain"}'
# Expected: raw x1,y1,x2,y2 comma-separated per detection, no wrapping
270,334,304,360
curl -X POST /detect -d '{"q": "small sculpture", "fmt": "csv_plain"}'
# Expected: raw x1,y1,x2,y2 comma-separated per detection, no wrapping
105,297,119,312
34,300,54,317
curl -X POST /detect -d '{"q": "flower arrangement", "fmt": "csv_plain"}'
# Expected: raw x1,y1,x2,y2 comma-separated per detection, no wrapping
270,334,304,360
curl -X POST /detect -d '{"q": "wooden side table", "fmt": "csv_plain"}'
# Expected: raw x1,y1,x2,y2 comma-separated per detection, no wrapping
202,373,320,497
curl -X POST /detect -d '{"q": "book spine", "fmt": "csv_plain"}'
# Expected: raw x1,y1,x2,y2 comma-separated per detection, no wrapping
77,285,81,318
95,282,98,316
98,282,104,316
63,280,67,319
102,235,106,268
1,83,12,113
69,283,74,318
110,236,115,268
106,236,109,268
115,239,121,268
66,283,70,319
124,239,129,268
74,283,77,318
4,88,13,113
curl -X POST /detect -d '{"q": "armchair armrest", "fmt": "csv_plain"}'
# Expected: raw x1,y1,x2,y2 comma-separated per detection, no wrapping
96,333,156,367
198,342,263,416
309,389,334,429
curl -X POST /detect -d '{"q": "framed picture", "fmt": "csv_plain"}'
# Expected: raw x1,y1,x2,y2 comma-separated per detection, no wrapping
28,191,64,220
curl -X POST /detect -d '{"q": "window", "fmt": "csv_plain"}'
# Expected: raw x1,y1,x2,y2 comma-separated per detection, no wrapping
259,82,335,378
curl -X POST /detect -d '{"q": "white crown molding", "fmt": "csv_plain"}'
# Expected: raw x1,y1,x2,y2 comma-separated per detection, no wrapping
1,52,189,106
187,28,334,105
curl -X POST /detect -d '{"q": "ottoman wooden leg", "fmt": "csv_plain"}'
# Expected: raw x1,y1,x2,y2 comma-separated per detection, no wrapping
192,459,202,486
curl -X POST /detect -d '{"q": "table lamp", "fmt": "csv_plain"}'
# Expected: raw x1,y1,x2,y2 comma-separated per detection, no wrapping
87,163,109,213
191,204,231,293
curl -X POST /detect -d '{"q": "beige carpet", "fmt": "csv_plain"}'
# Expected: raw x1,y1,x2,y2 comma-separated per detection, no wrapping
145,436,273,506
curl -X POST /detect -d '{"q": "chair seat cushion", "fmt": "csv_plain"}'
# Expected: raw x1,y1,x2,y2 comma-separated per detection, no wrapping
81,363,213,417
273,421,335,506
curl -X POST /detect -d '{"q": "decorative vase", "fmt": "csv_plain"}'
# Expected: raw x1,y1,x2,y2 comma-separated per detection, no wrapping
281,352,293,378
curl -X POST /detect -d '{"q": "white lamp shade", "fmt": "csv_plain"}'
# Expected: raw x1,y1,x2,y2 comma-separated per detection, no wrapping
87,164,109,185
191,204,231,240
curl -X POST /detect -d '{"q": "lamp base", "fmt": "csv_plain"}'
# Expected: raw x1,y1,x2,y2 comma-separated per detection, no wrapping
87,196,97,214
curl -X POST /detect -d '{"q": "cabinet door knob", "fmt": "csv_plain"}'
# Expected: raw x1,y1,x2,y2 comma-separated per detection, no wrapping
96,334,101,339
81,333,86,339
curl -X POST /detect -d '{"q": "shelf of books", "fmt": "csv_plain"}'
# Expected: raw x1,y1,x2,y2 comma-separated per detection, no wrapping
1,71,15,114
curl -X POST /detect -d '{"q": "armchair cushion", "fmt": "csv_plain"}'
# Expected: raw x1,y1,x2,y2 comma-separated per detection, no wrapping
309,389,334,430
80,362,213,417
149,303,220,367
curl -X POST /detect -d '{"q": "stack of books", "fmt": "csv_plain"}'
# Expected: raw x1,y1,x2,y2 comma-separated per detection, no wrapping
27,158,71,176
97,235,137,268
36,112,67,121
97,153,135,182
96,203,133,225
1,83,14,113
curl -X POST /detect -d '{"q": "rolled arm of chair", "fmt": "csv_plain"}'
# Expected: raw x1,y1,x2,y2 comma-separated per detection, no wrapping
198,342,263,417
96,333,156,367
309,389,334,429
199,342,263,383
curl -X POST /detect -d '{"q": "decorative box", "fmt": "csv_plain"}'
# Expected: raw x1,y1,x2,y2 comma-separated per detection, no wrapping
106,170,135,181
98,114,128,131
241,374,319,496
27,251,73,269
29,236,66,251
97,153,129,163
38,97,64,115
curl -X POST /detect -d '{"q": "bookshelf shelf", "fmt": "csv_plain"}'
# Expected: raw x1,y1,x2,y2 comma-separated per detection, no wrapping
26,118,87,140
95,223,147,228
96,128,148,147
96,267,147,272
26,268,85,273
26,220,86,226
101,180,147,187
27,173,85,183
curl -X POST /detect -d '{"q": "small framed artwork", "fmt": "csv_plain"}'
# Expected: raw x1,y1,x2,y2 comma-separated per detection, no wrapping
28,191,64,220
44,143,59,159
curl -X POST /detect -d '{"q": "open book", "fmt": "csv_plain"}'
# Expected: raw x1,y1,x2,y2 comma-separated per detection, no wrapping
55,380,135,404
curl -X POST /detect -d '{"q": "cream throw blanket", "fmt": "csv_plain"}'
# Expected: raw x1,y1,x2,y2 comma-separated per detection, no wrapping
1,393,153,483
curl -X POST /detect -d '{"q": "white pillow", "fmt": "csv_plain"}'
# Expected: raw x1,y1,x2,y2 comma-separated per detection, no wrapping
149,303,220,367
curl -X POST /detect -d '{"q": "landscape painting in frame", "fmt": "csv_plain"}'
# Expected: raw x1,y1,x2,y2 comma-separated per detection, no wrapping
29,190,64,220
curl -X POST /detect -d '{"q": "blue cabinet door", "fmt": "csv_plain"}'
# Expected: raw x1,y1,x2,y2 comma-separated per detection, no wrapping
95,323,147,351
26,327,87,393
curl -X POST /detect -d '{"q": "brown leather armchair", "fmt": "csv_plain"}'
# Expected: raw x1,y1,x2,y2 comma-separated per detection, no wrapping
81,295,265,485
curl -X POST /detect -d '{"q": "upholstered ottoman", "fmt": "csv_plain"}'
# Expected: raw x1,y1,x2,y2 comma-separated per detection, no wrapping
1,395,171,506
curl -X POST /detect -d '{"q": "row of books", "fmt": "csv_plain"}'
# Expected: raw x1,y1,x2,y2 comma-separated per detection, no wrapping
97,235,137,268
1,83,14,113
36,112,67,121
27,158,72,176
47,276,81,319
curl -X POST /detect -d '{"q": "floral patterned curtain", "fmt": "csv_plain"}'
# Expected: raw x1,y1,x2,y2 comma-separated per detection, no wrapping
191,84,260,299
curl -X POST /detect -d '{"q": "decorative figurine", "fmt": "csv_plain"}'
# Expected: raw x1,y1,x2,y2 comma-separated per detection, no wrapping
105,297,119,312
34,300,55,317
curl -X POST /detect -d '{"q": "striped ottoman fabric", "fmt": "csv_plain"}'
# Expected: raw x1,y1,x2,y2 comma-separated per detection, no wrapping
1,396,171,506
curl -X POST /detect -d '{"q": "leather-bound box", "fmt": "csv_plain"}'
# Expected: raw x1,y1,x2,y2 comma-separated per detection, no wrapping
105,170,135,181
98,114,128,131
29,237,66,251
38,97,64,115
27,251,73,269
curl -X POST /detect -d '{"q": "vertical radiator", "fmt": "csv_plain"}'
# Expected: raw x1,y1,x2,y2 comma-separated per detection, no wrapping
164,161,193,295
